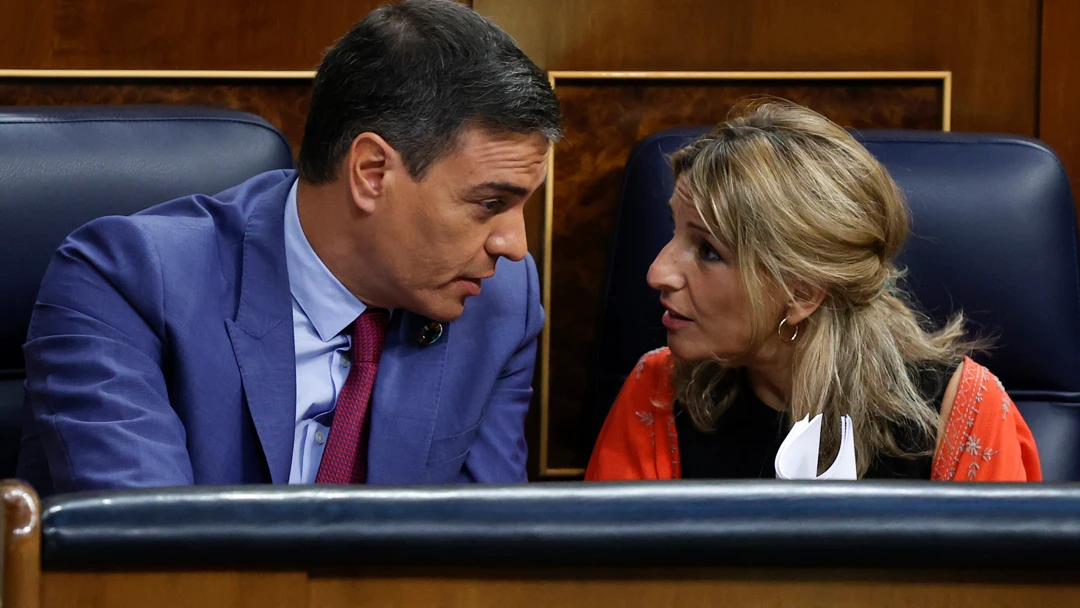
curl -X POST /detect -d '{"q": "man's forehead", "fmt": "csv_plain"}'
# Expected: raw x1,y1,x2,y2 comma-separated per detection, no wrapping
453,128,549,163
436,130,548,189
460,125,550,146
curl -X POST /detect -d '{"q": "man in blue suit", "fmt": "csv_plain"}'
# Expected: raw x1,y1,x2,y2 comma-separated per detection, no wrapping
17,0,561,495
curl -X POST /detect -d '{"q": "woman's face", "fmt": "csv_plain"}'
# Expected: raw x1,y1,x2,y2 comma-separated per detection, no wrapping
647,179,772,363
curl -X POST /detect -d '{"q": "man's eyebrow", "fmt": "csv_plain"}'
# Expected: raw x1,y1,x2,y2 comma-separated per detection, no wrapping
465,181,531,198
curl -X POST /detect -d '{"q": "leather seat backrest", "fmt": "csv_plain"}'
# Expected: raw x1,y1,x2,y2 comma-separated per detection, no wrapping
0,106,295,478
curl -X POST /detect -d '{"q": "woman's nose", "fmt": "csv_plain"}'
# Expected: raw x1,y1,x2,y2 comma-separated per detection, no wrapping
647,240,683,292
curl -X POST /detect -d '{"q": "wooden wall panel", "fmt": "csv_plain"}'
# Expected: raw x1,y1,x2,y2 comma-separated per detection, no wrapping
1040,0,1080,212
476,0,1039,135
0,0,469,70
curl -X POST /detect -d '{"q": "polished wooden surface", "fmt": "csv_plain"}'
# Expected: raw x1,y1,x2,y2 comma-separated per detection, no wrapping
0,0,469,70
42,572,308,608
1039,0,1080,214
543,77,944,471
38,568,1080,607
475,0,1039,135
313,570,1080,608
0,78,309,159
2,480,42,608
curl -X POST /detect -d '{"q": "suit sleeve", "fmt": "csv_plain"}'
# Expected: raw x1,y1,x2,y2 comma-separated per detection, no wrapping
22,216,194,492
460,254,544,483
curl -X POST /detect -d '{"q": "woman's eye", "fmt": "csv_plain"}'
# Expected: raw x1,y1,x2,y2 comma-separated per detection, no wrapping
698,240,723,262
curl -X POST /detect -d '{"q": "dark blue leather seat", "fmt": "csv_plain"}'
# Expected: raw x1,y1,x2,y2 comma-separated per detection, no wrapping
0,106,295,479
593,127,1080,481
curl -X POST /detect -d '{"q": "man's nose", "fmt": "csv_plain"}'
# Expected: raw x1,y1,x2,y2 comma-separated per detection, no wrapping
488,209,528,262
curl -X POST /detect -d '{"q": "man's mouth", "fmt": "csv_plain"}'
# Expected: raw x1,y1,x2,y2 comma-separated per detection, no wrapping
458,277,484,297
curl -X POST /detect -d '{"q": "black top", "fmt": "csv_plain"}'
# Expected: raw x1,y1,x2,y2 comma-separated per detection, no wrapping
676,362,956,480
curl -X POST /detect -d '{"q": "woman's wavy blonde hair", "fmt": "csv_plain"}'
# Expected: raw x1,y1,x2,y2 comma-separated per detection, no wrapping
671,98,978,477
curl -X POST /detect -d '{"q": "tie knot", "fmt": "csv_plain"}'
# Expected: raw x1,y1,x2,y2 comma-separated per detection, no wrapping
351,309,389,363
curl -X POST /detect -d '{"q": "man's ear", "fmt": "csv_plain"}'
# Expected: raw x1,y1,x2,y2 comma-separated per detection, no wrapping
784,282,827,326
346,133,398,214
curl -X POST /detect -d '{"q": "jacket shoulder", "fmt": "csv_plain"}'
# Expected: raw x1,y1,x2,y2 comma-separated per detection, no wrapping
74,170,292,257
466,254,541,318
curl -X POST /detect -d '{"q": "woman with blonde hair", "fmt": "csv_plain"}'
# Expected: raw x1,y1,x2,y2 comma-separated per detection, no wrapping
586,99,1041,482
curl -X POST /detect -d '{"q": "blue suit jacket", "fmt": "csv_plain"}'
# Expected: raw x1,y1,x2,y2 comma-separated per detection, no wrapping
18,170,544,495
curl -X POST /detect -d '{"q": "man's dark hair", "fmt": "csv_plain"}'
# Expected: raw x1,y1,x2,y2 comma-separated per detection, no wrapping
298,0,562,183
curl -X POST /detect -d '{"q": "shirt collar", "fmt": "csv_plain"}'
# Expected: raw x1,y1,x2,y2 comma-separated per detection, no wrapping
283,178,368,341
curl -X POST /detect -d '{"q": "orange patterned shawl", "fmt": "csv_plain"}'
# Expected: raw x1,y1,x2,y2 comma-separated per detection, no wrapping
585,348,1041,482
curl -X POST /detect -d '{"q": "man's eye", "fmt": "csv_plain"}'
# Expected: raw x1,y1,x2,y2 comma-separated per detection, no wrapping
480,199,505,212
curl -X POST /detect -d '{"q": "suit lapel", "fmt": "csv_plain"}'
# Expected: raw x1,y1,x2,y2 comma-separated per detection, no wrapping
366,311,450,483
225,172,297,484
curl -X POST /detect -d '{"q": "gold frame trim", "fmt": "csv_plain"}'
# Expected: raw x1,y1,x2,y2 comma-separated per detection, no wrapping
539,70,953,477
0,69,316,79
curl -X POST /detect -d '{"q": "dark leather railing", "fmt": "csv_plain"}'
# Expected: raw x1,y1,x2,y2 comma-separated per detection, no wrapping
40,482,1080,571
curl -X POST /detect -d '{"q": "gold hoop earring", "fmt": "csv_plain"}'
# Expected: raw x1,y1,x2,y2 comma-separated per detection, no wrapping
778,318,799,342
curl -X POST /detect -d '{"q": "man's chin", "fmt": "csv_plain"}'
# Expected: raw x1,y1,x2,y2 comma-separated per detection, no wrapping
413,299,467,324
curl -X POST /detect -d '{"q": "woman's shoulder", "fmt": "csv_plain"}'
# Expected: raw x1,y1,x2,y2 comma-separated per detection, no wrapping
585,347,678,481
614,347,676,417
937,356,996,436
948,356,1021,426
630,347,674,384
932,356,1042,481
941,356,999,407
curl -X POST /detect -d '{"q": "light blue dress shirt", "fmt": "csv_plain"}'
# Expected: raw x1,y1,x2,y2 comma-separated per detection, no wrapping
283,179,370,484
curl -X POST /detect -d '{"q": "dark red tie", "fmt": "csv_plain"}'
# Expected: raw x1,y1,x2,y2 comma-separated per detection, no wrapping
315,308,389,484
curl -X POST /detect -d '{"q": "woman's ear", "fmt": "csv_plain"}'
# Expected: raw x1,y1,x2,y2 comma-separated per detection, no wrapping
784,283,826,326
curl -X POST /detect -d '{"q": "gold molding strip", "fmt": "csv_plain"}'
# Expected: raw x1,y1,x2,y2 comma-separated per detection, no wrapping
942,72,953,132
548,70,953,81
540,70,952,478
0,69,315,79
538,75,557,478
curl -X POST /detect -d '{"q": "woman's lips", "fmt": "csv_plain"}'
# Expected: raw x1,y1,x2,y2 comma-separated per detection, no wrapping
661,307,693,330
